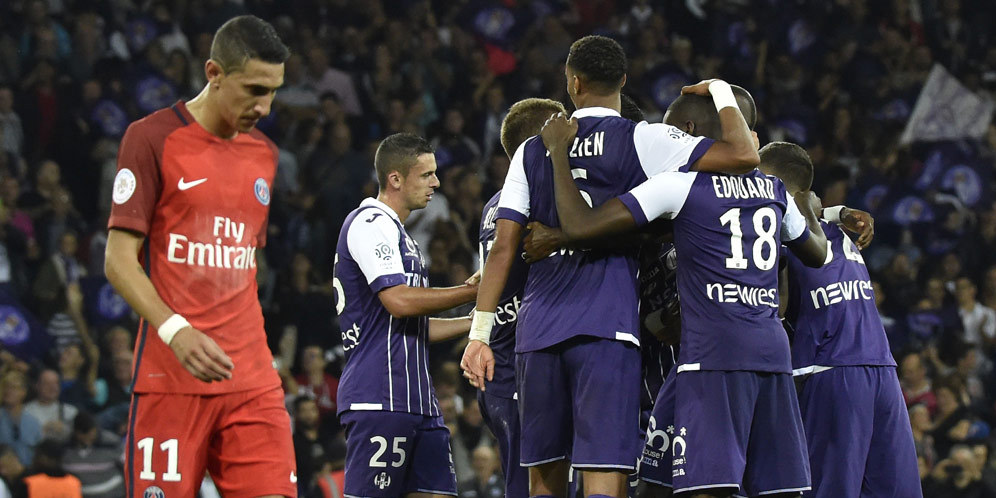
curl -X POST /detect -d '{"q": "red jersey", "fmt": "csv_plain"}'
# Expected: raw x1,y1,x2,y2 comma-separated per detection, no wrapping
108,101,280,395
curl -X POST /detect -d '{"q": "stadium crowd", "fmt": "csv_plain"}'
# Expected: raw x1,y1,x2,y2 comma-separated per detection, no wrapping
0,0,994,496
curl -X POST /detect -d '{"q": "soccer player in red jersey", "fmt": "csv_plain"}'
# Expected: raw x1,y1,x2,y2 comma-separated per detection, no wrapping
104,16,295,498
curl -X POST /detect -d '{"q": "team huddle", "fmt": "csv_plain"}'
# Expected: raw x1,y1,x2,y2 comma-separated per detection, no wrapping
107,13,919,498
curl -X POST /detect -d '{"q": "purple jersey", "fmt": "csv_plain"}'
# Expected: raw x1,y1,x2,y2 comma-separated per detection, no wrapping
785,221,896,373
479,191,527,398
496,107,713,352
334,198,438,416
620,170,809,373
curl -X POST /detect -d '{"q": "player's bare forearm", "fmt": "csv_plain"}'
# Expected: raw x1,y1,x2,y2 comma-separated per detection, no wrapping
789,192,828,268
429,317,472,343
681,80,759,174
542,114,638,241
377,283,477,318
476,220,523,313
105,229,179,329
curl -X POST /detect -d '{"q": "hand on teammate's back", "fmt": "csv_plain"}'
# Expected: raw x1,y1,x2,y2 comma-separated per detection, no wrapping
170,327,235,382
523,222,565,263
841,208,875,249
540,112,578,154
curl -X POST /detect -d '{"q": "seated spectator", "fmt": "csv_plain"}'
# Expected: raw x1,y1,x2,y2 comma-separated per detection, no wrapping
956,277,996,350
61,411,122,498
57,343,99,411
901,352,937,415
0,444,26,498
931,377,982,459
292,396,328,498
457,445,503,498
293,345,338,427
923,444,987,498
0,371,41,466
24,369,76,443
22,439,81,498
909,404,936,466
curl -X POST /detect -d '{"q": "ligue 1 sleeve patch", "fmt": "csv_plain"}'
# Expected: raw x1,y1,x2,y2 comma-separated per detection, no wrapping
112,168,137,204
254,177,270,205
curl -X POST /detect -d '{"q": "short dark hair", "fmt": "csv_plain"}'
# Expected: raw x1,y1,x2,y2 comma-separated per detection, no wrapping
664,84,756,140
374,133,434,189
210,15,290,73
620,93,644,122
732,85,757,129
758,142,813,193
566,35,627,95
73,411,96,435
500,98,566,159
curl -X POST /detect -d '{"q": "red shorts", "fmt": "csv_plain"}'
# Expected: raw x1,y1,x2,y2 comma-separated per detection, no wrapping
125,385,296,498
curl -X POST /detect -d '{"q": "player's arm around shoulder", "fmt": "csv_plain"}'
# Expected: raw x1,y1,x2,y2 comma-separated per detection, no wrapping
541,113,638,242
682,80,759,174
784,191,828,268
105,229,234,382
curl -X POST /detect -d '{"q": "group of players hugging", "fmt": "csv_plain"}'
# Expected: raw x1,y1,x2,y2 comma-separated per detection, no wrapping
106,13,921,498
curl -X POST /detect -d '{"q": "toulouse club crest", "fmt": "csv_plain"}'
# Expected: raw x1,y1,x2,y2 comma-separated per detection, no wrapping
254,178,270,206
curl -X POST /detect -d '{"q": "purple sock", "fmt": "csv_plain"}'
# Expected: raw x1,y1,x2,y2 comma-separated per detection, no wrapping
530,495,557,498
588,495,616,498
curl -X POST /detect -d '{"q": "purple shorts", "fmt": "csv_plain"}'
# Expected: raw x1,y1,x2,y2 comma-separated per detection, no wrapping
798,366,923,498
341,411,457,497
672,370,811,496
478,391,528,498
639,364,678,488
516,336,642,470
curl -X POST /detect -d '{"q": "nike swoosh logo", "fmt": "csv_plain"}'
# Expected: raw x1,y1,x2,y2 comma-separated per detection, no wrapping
178,177,207,190
290,471,297,483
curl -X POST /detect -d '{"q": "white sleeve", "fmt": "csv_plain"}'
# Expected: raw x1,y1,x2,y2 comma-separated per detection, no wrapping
618,171,697,225
346,211,406,288
781,196,808,242
496,140,530,223
633,122,715,176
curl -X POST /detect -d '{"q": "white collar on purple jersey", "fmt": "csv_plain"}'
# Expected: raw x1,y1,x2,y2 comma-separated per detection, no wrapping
570,107,621,119
360,197,402,222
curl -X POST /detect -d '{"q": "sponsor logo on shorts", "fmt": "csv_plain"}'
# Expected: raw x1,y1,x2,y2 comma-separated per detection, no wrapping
143,486,165,498
671,426,687,478
374,471,391,490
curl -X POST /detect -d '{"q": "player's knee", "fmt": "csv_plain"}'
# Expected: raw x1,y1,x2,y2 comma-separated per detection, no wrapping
529,461,569,496
635,482,672,498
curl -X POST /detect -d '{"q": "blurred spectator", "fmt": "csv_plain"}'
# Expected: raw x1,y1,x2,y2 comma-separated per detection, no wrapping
902,352,937,415
24,369,76,443
0,444,26,498
292,396,328,498
33,234,87,350
923,444,987,498
22,439,81,498
910,404,936,467
0,86,22,158
457,445,503,498
0,371,40,467
956,277,996,349
61,411,122,498
57,342,100,412
292,345,339,429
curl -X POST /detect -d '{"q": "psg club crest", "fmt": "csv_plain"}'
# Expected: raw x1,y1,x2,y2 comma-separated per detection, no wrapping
143,486,165,498
0,305,30,346
253,178,270,206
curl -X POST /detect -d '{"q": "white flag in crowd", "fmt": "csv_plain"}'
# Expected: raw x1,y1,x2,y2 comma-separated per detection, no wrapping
900,64,994,144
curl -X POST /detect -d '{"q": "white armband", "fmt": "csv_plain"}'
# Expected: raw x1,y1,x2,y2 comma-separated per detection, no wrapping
158,314,191,345
469,311,495,345
708,80,737,113
823,205,845,224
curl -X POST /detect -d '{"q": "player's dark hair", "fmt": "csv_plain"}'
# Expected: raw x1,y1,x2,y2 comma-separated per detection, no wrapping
293,395,316,414
374,133,434,189
758,142,813,193
500,98,566,159
620,93,644,122
664,84,757,140
211,15,290,73
73,410,96,435
566,35,627,95
732,85,757,129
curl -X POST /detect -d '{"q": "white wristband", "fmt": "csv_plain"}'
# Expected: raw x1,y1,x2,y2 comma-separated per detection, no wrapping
823,205,845,224
158,314,190,345
708,80,737,113
469,311,495,345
